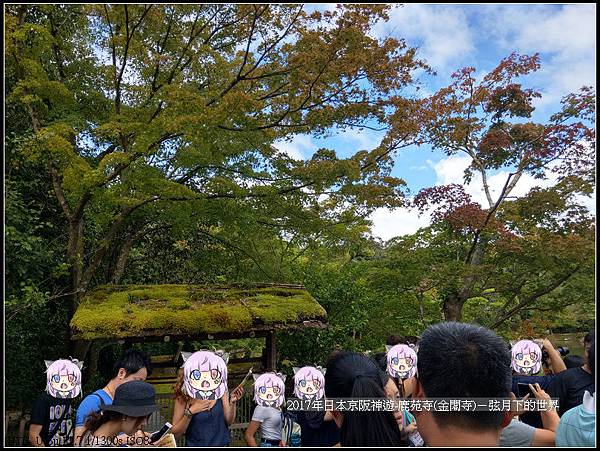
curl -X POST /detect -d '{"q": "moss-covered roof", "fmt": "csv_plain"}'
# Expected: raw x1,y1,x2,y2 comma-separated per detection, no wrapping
70,284,328,340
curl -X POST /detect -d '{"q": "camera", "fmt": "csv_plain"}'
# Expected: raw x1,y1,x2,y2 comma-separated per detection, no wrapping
542,346,569,364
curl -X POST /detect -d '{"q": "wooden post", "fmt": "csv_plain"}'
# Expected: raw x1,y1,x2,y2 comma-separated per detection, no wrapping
265,330,276,371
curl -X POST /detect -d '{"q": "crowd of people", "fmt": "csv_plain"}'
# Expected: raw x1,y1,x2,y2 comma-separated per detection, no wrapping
28,323,595,447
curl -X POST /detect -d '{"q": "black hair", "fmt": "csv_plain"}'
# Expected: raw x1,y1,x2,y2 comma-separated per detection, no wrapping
372,352,404,398
325,351,404,447
584,330,595,346
112,349,152,379
563,355,585,369
387,335,404,346
84,410,125,433
373,352,388,373
386,335,419,346
417,322,511,431
588,342,595,376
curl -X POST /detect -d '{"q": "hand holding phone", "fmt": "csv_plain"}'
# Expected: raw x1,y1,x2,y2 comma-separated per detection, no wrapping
517,383,535,399
149,422,172,444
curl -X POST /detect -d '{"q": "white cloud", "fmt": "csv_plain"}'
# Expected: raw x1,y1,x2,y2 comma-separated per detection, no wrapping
272,134,316,160
371,4,475,73
370,152,595,240
428,154,555,207
479,4,596,109
334,126,384,151
428,154,596,213
369,205,432,241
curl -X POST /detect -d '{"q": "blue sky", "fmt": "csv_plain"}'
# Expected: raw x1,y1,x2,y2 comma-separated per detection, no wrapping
274,4,596,240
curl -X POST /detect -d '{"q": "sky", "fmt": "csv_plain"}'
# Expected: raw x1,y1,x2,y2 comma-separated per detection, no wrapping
274,3,596,241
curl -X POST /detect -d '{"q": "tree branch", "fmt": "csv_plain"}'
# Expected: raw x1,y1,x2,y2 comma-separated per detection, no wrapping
490,266,581,329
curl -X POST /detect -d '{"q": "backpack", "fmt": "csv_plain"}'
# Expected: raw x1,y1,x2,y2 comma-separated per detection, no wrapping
281,411,301,447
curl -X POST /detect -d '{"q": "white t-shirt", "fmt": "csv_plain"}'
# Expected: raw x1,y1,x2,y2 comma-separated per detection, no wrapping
251,406,283,441
499,419,535,447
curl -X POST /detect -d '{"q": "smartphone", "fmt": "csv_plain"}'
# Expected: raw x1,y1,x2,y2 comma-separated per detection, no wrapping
517,383,535,398
149,422,172,444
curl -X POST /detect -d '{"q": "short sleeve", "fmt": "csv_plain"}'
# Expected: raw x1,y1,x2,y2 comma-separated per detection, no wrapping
500,419,536,447
252,406,266,423
546,373,569,413
30,394,49,426
75,393,102,427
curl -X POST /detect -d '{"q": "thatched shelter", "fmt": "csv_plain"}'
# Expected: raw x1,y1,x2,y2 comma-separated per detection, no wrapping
70,283,328,371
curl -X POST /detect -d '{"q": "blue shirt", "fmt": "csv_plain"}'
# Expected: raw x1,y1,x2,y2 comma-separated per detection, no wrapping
556,403,596,446
75,389,112,427
185,398,231,447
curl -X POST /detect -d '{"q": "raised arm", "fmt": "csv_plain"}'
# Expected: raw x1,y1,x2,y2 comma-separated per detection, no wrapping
530,383,559,447
223,386,245,426
542,339,567,374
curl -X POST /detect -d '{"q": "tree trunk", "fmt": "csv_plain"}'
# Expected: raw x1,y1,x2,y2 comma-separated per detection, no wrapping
445,238,487,321
417,292,425,321
111,232,137,284
71,339,91,362
68,218,84,316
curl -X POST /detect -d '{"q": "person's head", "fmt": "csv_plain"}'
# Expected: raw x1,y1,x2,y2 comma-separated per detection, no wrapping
587,341,595,376
85,381,159,436
386,335,403,346
386,335,419,346
45,359,82,399
325,351,403,447
584,330,595,368
386,344,418,379
293,366,325,400
510,340,542,375
111,349,152,386
380,370,400,400
253,373,286,408
182,351,228,400
414,322,511,446
583,330,594,348
564,355,585,369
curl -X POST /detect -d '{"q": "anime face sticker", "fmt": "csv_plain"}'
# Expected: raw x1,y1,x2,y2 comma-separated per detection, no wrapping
181,350,229,400
293,366,326,401
511,340,542,375
386,344,418,380
45,359,83,399
253,372,286,408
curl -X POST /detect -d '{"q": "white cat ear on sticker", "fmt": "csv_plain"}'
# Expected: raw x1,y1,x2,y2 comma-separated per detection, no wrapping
44,360,55,369
214,350,230,364
180,351,193,366
292,367,300,374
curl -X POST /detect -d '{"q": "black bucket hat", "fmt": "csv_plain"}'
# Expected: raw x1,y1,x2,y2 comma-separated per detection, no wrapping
100,381,160,417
